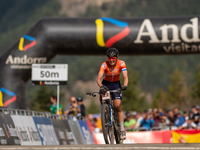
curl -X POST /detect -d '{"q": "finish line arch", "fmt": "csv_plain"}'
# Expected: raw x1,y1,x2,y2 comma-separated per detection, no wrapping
0,16,200,109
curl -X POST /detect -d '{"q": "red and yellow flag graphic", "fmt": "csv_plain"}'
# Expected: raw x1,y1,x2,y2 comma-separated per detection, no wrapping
172,130,200,143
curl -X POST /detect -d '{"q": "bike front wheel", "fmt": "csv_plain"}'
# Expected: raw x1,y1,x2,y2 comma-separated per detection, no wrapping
101,104,114,144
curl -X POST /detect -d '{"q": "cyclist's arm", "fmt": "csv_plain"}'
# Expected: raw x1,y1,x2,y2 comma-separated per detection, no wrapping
97,73,104,87
122,70,128,86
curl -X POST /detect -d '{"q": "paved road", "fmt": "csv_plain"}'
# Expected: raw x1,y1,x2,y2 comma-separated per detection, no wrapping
1,144,200,150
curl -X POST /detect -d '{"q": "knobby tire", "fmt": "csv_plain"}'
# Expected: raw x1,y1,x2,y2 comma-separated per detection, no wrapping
101,104,114,144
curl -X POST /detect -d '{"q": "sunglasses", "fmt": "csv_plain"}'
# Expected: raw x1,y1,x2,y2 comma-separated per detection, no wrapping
107,57,117,60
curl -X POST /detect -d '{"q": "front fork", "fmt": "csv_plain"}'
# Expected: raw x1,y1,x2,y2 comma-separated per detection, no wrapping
108,104,113,127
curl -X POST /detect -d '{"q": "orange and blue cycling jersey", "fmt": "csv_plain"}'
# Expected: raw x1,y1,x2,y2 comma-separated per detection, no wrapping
99,59,127,82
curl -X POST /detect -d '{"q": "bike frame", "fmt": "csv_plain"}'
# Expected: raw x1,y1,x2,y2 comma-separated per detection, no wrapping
102,98,113,127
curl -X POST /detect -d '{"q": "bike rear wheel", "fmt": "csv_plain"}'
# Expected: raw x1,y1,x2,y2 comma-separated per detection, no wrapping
101,104,114,144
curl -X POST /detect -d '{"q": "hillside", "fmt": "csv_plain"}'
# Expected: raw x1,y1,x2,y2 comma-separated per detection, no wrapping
1,0,200,110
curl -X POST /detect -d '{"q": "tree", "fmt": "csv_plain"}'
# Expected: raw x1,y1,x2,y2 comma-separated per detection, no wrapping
121,67,147,112
152,89,167,111
29,86,54,112
86,99,100,114
165,68,189,110
190,65,200,104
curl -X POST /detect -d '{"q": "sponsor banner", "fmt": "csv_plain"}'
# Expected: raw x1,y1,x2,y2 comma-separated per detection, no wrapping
32,117,59,145
172,130,200,143
0,113,10,145
32,81,67,85
5,55,47,70
68,120,85,145
62,120,76,145
78,120,94,144
1,114,20,145
94,130,171,144
50,119,69,145
11,115,41,145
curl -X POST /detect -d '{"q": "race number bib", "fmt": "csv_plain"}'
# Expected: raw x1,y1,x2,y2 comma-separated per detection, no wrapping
102,91,110,100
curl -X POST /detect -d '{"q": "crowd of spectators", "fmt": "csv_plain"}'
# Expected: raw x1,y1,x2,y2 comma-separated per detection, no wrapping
123,105,200,132
87,105,200,133
49,95,200,132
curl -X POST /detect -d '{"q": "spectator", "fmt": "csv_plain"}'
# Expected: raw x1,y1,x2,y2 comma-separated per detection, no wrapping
158,114,170,128
124,112,136,132
140,110,155,130
183,111,189,121
64,96,81,116
178,117,197,130
153,110,160,127
50,95,63,115
93,118,101,133
95,117,102,132
77,97,86,117
197,117,200,129
174,110,185,127
167,110,176,126
173,107,179,120
193,106,200,125
190,105,198,119
134,111,143,130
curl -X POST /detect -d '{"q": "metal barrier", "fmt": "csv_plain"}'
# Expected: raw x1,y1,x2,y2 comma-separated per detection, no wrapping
0,108,84,120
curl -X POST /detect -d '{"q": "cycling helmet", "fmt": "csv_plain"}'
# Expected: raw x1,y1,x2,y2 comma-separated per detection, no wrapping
77,97,83,101
106,48,119,57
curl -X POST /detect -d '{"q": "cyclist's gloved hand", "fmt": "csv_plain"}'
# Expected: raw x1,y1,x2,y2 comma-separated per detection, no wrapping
121,86,127,91
100,85,109,94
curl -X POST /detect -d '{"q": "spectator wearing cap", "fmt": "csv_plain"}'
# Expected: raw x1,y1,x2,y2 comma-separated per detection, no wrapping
174,110,185,127
178,117,197,130
77,97,86,117
124,112,136,132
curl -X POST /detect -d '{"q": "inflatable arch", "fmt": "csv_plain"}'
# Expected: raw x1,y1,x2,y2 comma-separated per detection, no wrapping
0,16,200,109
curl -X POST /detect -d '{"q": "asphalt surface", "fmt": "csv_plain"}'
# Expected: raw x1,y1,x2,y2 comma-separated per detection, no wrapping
1,144,200,150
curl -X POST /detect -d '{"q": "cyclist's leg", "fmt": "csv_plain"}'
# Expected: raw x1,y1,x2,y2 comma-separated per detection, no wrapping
114,99,126,140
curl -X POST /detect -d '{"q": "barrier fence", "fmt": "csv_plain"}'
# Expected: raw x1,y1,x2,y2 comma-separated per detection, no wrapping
0,108,200,145
0,108,95,145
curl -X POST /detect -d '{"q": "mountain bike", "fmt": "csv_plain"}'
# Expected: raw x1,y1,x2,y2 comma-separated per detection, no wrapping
86,88,124,144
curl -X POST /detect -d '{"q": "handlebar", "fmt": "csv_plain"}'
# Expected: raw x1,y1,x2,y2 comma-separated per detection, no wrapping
86,88,124,97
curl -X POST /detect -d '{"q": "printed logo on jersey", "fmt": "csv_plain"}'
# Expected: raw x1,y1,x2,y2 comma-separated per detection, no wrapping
18,35,36,51
95,17,130,48
120,61,125,66
102,64,106,69
0,88,16,107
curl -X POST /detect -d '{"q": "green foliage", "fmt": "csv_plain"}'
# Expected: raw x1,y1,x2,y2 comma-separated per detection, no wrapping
152,89,167,111
86,99,100,115
29,86,54,112
0,0,61,54
1,0,200,111
190,65,200,103
121,67,147,112
165,68,189,110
